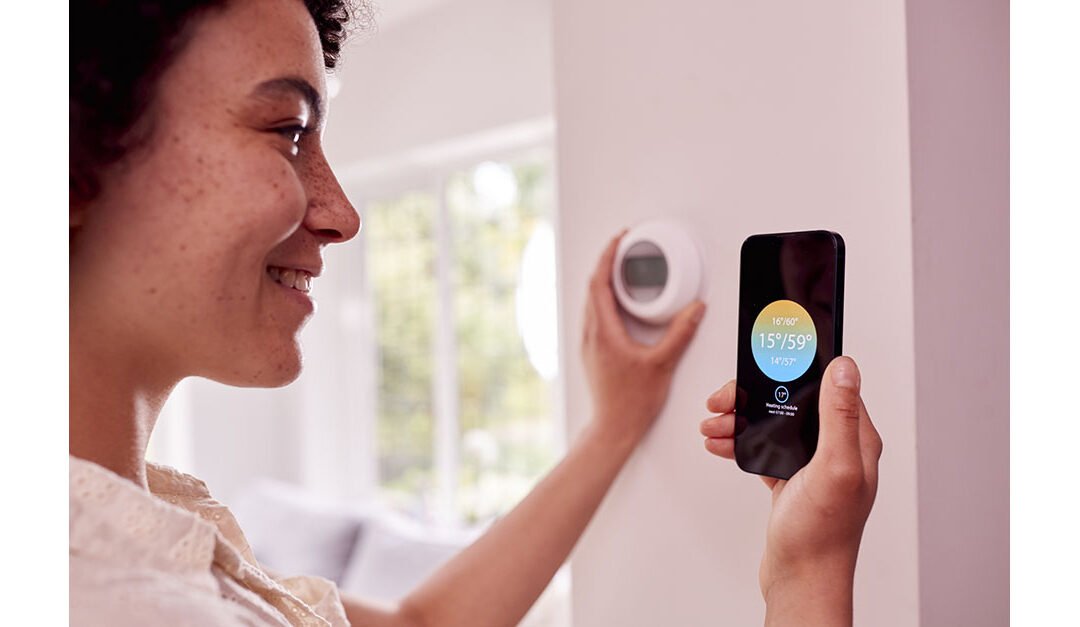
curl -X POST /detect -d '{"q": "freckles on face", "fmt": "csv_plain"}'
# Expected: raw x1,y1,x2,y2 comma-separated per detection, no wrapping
129,119,306,287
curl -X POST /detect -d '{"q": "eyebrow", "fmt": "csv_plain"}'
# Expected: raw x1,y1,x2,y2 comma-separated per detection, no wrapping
250,77,324,128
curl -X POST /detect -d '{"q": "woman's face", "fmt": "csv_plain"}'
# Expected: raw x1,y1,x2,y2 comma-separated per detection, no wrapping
70,0,360,387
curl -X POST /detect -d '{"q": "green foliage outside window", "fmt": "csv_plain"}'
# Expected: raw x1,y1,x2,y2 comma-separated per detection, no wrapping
369,159,558,526
369,190,438,517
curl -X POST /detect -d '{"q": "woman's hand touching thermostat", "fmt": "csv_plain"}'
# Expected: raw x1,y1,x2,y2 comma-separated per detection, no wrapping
584,231,707,449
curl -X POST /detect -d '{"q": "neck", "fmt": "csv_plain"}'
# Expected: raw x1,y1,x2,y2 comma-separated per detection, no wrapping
69,310,178,490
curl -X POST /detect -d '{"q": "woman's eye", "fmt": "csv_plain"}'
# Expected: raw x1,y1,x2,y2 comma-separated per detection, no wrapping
272,125,308,156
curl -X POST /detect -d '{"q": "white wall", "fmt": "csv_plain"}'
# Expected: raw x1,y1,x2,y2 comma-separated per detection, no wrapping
907,0,1010,624
325,0,554,166
552,1,921,625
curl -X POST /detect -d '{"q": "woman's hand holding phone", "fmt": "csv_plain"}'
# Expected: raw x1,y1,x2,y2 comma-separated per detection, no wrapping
700,357,882,626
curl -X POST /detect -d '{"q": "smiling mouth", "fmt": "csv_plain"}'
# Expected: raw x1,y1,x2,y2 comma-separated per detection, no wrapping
267,266,312,293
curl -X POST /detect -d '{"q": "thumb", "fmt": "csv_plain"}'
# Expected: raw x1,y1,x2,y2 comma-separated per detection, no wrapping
652,300,706,367
816,356,863,466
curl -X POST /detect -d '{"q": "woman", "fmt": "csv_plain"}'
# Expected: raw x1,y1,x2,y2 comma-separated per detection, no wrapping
70,1,881,625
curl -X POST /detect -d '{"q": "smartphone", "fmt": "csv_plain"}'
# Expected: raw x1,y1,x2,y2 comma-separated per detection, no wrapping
734,230,845,480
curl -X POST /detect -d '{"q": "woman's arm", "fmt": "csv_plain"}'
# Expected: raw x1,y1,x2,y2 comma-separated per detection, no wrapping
342,232,706,627
340,424,636,627
392,420,642,627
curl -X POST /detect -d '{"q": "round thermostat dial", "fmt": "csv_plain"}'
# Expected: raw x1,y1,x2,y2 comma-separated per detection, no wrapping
612,220,704,325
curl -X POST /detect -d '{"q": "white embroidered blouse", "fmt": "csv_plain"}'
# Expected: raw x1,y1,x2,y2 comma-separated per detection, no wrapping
69,456,351,626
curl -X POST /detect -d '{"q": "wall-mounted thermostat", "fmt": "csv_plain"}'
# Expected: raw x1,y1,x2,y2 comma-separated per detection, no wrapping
613,220,704,325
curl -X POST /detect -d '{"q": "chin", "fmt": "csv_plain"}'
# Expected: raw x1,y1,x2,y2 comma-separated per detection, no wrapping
256,346,304,388
208,340,304,388
255,359,303,388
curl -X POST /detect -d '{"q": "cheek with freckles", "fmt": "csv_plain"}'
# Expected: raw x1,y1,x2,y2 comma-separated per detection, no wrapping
97,124,309,381
188,149,311,384
174,135,307,251
214,144,309,249
143,132,305,282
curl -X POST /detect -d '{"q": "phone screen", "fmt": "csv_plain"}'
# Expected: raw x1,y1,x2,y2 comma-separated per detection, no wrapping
735,231,845,479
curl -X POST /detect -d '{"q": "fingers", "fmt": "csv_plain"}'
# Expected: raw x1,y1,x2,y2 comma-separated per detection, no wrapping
581,281,597,346
701,404,734,460
701,405,734,458
815,356,864,470
701,381,736,459
706,379,737,414
587,231,632,346
699,413,735,438
703,437,734,459
650,299,707,367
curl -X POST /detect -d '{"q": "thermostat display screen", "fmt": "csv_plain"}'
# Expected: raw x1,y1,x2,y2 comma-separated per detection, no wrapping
623,256,668,287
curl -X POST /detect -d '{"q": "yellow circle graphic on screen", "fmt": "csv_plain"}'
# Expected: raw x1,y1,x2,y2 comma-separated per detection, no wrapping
751,299,818,382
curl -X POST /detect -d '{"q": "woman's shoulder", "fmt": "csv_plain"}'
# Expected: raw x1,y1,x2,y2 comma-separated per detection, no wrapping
145,459,213,499
70,457,218,572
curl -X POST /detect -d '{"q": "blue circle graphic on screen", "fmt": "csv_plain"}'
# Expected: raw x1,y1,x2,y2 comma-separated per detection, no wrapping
751,300,818,383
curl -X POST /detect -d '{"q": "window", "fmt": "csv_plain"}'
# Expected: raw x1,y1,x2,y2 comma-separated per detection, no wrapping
367,154,561,529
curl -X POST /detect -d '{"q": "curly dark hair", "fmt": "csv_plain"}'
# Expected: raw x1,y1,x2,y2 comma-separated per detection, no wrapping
70,0,371,203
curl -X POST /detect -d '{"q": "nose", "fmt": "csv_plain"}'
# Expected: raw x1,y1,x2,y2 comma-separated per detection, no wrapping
301,152,362,243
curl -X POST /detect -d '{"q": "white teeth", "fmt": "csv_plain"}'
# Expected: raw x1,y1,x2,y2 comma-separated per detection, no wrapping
280,268,296,287
266,266,312,293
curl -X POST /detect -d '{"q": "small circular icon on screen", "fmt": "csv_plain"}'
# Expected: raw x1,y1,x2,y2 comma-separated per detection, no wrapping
774,386,790,403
